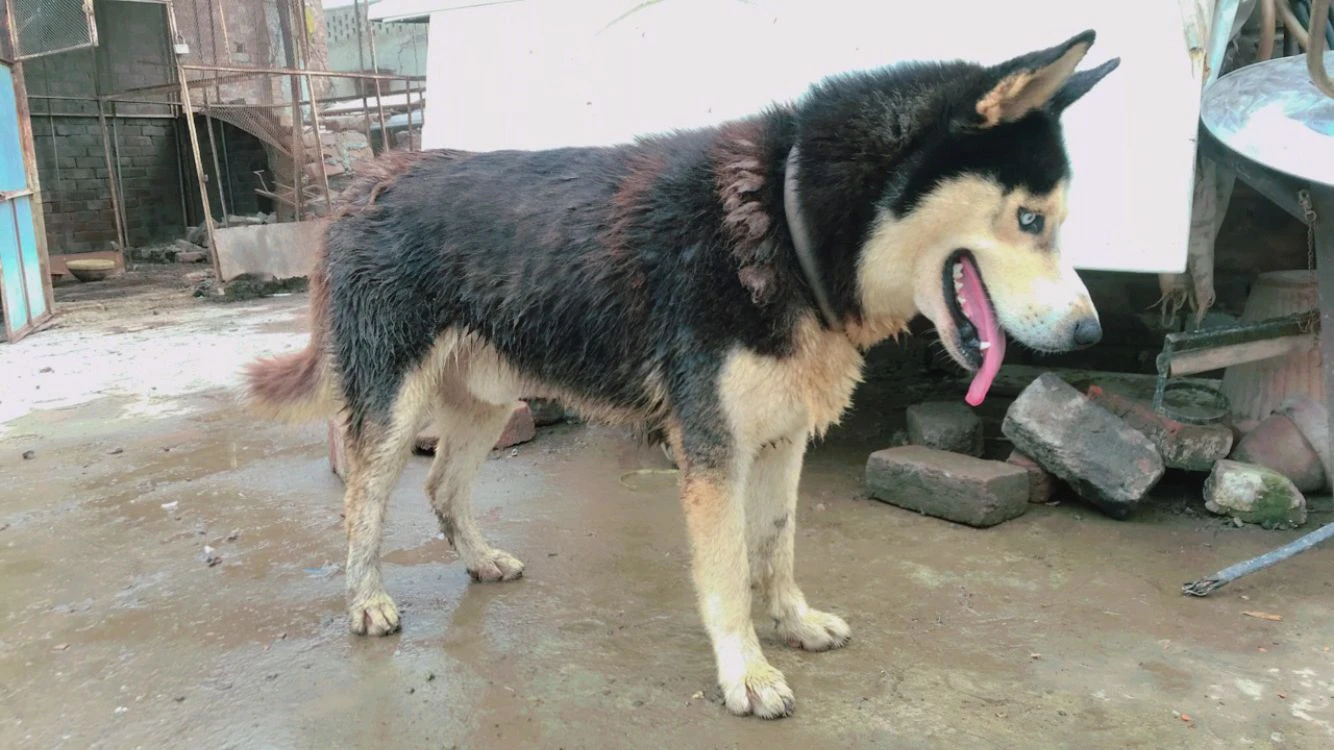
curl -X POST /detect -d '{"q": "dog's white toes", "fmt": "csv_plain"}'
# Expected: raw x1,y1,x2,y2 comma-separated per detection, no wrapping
778,608,851,652
467,549,525,583
349,592,401,636
722,663,796,719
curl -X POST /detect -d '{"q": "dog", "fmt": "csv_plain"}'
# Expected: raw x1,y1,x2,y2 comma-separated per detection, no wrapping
244,29,1118,719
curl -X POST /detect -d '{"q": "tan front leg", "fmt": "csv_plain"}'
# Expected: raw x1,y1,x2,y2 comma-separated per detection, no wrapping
678,464,795,719
746,432,850,651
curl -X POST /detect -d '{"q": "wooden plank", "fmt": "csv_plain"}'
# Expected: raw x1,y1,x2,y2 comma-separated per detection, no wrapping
969,364,1222,402
1168,334,1318,377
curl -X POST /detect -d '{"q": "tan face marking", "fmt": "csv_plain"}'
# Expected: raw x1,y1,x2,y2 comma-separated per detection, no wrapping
855,174,1097,369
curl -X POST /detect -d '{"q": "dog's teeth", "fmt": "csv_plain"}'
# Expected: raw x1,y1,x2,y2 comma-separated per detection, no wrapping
979,341,991,351
953,279,964,293
952,264,963,280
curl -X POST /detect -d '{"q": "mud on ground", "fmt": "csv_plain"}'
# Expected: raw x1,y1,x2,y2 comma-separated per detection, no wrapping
1,274,1332,749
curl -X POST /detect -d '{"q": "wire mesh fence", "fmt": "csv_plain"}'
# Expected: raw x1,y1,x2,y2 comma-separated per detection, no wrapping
9,0,95,60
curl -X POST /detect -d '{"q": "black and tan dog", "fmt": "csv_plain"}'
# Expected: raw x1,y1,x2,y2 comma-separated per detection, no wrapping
245,30,1118,719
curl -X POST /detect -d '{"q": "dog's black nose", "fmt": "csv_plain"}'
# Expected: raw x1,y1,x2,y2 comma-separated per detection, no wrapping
1072,317,1102,347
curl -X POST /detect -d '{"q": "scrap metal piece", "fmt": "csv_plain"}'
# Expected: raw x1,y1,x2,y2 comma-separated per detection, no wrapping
1182,519,1334,596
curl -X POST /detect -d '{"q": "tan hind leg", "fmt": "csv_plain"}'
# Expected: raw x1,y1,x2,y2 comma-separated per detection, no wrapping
745,432,850,651
423,396,525,582
342,407,424,636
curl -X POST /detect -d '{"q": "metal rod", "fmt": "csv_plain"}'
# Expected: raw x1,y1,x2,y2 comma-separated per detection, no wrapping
1313,187,1334,496
47,109,60,198
102,68,420,103
111,103,128,248
405,84,414,150
27,110,177,119
166,0,222,280
14,41,97,62
173,116,189,233
352,0,374,144
277,0,305,221
96,98,127,250
305,73,334,215
178,64,423,82
365,12,391,151
204,0,222,106
216,0,233,65
220,113,235,220
92,44,127,251
1183,520,1334,596
203,92,230,226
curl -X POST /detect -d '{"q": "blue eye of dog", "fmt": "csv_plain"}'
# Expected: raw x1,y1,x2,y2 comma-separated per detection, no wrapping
1018,209,1044,235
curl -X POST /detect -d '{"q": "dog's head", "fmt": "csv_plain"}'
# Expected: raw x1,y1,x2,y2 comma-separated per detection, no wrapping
794,30,1119,406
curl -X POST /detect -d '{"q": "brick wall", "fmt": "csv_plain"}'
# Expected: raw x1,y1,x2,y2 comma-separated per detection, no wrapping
29,118,187,254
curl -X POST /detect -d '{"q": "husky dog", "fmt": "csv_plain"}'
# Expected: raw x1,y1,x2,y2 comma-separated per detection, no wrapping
245,30,1117,719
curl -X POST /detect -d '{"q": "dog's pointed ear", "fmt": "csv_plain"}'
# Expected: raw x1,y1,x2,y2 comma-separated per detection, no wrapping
1048,57,1120,113
974,29,1097,127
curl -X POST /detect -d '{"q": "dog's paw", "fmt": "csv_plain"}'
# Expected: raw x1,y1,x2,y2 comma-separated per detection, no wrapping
467,549,525,583
721,663,796,719
777,608,850,652
349,592,401,636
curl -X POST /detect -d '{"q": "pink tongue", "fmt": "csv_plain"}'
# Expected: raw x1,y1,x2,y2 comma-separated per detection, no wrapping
959,258,1006,407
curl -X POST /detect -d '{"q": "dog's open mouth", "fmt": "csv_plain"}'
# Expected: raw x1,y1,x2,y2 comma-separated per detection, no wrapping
943,250,1007,407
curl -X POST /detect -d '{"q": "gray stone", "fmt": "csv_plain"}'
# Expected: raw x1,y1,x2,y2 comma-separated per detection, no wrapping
906,401,983,456
1204,460,1307,529
525,398,568,427
1001,373,1164,519
186,224,209,247
865,446,1029,528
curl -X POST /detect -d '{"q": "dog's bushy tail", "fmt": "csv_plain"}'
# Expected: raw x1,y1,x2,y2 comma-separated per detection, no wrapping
243,248,337,423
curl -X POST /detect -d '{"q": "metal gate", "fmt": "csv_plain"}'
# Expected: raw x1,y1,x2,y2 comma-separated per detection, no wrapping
0,59,48,341
0,0,97,341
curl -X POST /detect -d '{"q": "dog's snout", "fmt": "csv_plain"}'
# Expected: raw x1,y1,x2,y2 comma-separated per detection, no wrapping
1071,316,1102,348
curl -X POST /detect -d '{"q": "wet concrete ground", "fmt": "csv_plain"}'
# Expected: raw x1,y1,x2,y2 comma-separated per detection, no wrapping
3,274,1334,749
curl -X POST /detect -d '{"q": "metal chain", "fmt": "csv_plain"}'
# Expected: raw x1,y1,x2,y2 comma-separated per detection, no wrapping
1299,189,1317,272
1298,189,1319,334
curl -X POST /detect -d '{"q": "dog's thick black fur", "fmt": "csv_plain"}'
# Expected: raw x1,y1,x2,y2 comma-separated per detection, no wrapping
247,29,1119,720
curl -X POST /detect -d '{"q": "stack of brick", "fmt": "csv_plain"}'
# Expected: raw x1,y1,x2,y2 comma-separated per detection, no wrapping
866,371,1258,527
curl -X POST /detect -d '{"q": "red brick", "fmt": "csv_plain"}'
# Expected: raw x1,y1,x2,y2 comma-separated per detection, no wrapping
1006,450,1055,503
1085,386,1232,472
495,402,537,449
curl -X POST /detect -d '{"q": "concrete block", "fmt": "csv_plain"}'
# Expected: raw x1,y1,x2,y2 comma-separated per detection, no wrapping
866,446,1029,528
214,220,322,282
1006,450,1055,504
1204,460,1307,529
525,398,568,426
414,402,537,456
906,401,983,456
1085,386,1232,471
329,419,347,481
1002,373,1164,519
